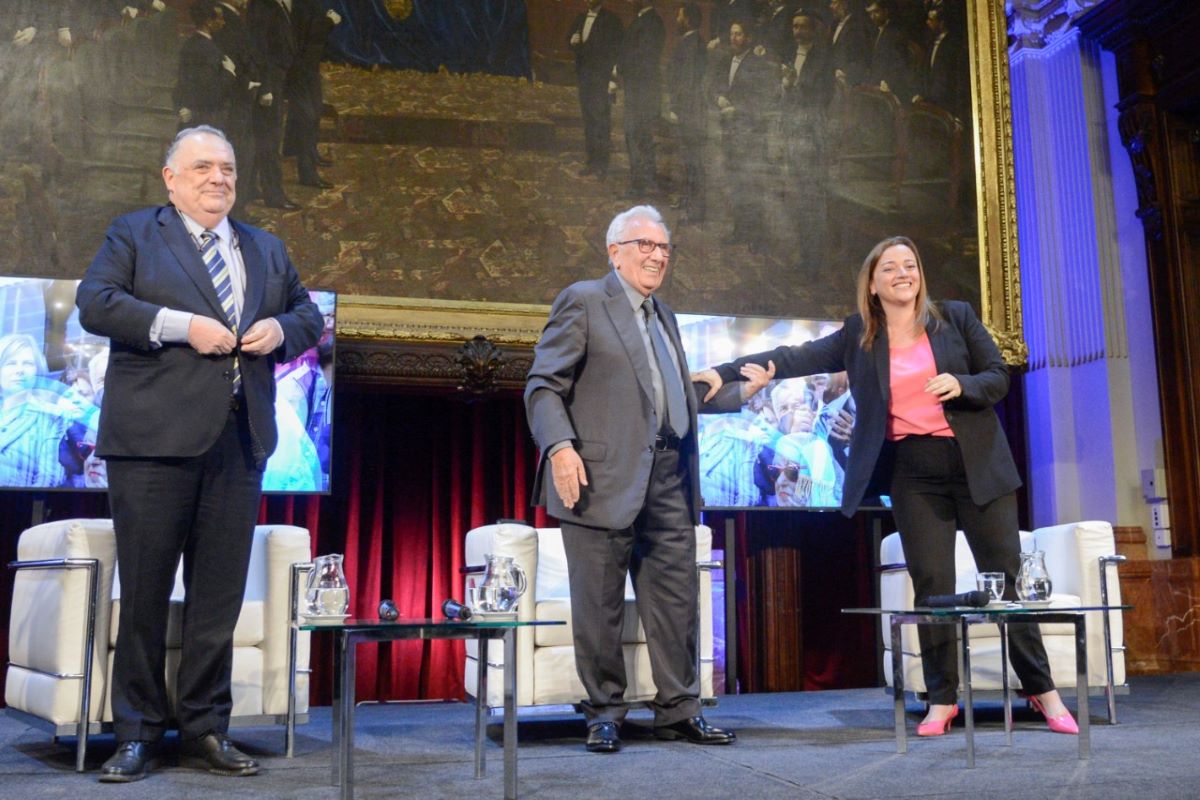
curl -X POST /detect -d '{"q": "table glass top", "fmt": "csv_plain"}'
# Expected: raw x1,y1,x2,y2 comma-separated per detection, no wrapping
297,616,562,631
843,604,1131,617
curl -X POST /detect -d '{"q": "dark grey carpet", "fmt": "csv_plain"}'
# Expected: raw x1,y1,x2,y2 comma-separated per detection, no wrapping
3,673,1199,800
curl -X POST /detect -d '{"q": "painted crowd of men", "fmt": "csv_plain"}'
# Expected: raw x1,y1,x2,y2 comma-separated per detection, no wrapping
176,0,343,215
568,0,969,249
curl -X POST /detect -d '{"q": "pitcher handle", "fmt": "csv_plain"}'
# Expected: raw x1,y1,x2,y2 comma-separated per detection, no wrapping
513,564,528,595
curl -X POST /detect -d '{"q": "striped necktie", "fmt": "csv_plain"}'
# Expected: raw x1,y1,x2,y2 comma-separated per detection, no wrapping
200,230,241,395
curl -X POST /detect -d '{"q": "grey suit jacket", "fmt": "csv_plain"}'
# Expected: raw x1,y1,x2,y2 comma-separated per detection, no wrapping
525,270,701,530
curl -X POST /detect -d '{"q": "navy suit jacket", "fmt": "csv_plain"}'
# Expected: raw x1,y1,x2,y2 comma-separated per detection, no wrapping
525,270,701,530
76,205,322,464
712,301,1020,516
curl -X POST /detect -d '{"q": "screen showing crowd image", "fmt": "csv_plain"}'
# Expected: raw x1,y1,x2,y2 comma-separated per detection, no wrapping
678,314,854,510
0,278,335,493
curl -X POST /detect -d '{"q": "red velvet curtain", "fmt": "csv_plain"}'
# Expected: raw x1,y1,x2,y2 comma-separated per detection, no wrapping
259,387,547,705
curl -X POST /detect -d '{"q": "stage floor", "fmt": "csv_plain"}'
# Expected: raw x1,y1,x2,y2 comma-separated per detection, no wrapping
3,673,1199,799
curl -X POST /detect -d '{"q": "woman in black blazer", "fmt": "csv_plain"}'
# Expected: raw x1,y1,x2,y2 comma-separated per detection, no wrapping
694,236,1078,736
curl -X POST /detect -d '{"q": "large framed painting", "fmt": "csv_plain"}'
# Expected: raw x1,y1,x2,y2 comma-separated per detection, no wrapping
0,0,1023,371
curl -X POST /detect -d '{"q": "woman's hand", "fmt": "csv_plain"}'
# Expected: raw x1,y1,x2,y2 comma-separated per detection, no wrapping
690,368,724,402
925,373,962,402
739,360,776,401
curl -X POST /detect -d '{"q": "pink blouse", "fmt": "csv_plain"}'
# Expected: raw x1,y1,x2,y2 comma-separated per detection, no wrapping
887,333,953,440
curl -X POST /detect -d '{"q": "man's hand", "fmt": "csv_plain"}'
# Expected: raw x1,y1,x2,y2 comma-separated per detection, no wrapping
152,0,167,11
13,27,36,46
925,372,962,402
879,80,891,94
690,368,724,402
326,9,342,25
666,110,679,125
739,360,775,401
550,446,587,509
830,408,855,442
222,55,237,76
259,92,273,107
188,315,236,355
707,37,721,51
240,319,284,355
58,27,72,48
570,32,581,46
178,107,193,123
248,80,261,92
122,6,139,19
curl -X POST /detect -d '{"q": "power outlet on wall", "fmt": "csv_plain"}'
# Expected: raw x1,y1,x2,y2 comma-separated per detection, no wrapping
1155,527,1172,547
1151,503,1171,530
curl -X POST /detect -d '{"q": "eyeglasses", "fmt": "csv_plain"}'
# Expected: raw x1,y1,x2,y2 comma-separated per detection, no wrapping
617,239,676,257
766,464,807,483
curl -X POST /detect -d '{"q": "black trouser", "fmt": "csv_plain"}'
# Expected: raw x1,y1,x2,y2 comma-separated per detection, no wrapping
623,85,659,192
560,448,700,727
577,75,612,170
888,435,1055,705
106,407,265,742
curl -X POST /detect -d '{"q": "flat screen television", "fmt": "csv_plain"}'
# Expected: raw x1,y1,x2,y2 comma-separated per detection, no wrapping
678,313,854,511
0,278,335,493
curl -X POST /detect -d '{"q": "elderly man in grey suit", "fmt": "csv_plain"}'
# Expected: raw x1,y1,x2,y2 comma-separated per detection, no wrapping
524,205,736,754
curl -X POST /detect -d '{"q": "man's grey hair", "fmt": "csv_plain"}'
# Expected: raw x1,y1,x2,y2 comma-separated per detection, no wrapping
606,205,670,249
164,125,233,171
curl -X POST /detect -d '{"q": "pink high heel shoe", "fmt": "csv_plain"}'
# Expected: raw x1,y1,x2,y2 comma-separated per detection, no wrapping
1028,695,1079,735
916,704,959,737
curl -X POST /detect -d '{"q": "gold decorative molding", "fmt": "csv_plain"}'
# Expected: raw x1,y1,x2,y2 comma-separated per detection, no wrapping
970,0,1026,365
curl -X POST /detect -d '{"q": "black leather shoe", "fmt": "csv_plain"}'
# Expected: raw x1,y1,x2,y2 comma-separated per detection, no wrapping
179,732,260,776
654,715,736,745
585,721,621,753
99,740,155,782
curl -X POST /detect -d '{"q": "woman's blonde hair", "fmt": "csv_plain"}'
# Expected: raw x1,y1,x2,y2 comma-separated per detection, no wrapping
855,235,941,349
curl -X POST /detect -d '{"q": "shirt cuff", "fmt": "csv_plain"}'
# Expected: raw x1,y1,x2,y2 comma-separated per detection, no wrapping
151,308,194,348
546,440,574,457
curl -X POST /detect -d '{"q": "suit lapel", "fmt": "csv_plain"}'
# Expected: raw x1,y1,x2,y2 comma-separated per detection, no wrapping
873,323,891,408
232,218,266,326
157,206,226,320
601,272,656,411
926,311,948,372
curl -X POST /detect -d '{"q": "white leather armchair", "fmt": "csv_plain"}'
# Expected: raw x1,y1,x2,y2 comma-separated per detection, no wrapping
4,518,312,770
463,522,717,712
879,520,1126,714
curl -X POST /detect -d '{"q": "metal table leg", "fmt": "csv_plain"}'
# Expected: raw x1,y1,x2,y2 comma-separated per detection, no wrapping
331,629,343,787
891,615,906,754
475,633,488,778
339,632,357,800
503,628,518,800
1076,616,1090,760
999,618,1012,746
961,617,975,769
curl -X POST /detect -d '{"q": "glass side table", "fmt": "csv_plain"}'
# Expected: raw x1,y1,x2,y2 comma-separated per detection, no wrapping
843,604,1131,768
291,616,563,800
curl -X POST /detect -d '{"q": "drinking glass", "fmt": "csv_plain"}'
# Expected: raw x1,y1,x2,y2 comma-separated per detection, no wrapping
976,571,1005,604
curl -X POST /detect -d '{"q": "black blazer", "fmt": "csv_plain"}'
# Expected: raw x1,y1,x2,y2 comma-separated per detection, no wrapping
76,206,322,464
569,7,623,87
712,301,1020,516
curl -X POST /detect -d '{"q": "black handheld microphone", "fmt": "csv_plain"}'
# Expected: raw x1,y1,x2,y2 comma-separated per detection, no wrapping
441,598,474,621
924,590,991,608
378,599,399,621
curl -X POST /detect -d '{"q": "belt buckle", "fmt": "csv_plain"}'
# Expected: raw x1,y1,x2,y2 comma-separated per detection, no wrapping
653,433,678,451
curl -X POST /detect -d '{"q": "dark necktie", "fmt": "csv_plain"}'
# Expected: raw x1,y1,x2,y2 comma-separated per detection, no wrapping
641,298,688,438
200,230,241,395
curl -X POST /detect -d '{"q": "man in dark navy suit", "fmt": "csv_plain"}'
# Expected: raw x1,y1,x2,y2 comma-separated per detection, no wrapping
77,125,322,783
568,0,623,178
616,1,665,196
